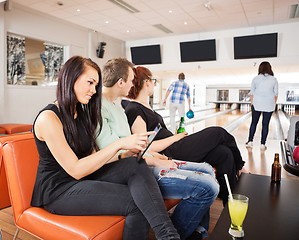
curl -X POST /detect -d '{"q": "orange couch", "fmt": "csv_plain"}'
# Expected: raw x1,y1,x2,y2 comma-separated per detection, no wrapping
0,133,179,239
0,135,11,210
0,127,5,134
0,124,33,134
0,153,10,209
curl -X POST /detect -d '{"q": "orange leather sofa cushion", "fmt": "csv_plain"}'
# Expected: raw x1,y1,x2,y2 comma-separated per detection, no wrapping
0,124,33,134
0,135,11,209
0,127,5,134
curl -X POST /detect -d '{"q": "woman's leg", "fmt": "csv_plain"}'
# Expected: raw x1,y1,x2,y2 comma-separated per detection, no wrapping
47,158,179,240
151,166,219,239
162,126,244,171
248,105,261,142
261,111,273,144
44,180,149,240
203,145,236,205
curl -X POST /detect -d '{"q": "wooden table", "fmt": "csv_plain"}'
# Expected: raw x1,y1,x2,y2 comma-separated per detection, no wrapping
209,173,299,240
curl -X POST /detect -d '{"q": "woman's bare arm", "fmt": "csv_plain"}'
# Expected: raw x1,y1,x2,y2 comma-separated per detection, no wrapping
35,110,151,180
131,115,187,153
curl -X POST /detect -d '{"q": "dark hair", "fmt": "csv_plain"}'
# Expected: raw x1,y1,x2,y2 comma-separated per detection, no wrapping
178,72,185,80
127,66,152,99
258,61,274,76
102,58,134,87
56,56,102,157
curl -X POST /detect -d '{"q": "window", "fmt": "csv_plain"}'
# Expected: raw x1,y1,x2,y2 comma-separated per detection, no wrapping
7,33,64,86
239,90,250,102
217,90,229,101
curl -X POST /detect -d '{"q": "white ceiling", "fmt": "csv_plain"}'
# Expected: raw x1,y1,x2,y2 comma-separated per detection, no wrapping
12,0,299,41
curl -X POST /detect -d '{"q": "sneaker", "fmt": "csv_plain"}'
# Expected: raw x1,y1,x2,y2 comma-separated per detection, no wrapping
245,141,253,148
186,231,202,240
260,144,267,150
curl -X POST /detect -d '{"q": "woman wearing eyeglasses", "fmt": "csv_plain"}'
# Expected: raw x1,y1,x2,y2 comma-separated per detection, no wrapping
125,66,246,207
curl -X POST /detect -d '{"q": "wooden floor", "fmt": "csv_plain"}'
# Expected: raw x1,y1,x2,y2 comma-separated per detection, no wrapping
1,108,298,240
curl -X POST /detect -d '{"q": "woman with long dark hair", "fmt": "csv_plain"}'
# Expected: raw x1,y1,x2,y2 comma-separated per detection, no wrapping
246,61,278,150
125,66,246,205
31,56,180,240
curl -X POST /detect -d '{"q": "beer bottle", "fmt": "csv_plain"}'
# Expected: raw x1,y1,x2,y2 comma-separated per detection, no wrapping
177,117,185,133
271,153,281,182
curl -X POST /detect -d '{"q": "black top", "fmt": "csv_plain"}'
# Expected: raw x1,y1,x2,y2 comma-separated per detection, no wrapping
125,101,173,140
31,104,92,207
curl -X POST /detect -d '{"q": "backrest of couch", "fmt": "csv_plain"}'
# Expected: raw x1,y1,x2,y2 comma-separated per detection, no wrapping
0,133,38,220
0,158,10,209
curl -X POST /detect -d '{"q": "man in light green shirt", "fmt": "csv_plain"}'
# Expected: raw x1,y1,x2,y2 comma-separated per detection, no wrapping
95,57,220,240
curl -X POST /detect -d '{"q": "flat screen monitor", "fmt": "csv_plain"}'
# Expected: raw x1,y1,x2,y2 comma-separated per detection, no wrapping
234,33,278,59
180,39,216,62
130,44,162,65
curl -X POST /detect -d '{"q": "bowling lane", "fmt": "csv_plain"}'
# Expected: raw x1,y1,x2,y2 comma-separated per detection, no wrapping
178,108,298,180
230,112,298,180
186,109,249,133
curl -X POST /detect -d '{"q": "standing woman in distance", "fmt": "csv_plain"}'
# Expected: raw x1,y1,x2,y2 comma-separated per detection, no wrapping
245,61,278,150
31,56,179,240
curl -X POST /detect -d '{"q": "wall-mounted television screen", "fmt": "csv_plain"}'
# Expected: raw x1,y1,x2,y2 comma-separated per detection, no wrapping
180,39,216,62
130,44,162,65
234,33,278,59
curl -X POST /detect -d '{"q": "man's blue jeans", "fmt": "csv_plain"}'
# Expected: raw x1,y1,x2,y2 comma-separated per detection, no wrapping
151,160,220,239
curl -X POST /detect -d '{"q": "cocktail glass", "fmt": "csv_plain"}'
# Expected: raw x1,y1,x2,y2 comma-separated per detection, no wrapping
228,194,249,238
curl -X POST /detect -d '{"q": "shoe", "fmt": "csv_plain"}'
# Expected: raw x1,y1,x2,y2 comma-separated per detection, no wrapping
186,231,202,240
245,141,253,148
260,144,267,150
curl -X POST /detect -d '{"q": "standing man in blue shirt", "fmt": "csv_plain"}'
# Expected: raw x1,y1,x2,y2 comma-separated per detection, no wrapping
163,73,192,133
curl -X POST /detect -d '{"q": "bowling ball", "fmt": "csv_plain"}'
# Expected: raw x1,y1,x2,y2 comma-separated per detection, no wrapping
186,110,194,119
293,145,299,164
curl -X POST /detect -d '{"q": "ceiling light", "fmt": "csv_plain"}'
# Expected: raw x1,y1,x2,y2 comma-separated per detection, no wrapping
108,0,140,13
105,20,109,24
204,1,212,11
126,30,130,33
184,22,188,25
289,4,299,18
76,8,80,12
153,24,173,34
169,10,172,13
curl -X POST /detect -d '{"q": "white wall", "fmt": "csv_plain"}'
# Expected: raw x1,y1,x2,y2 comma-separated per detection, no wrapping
0,4,124,124
126,22,299,106
126,22,299,72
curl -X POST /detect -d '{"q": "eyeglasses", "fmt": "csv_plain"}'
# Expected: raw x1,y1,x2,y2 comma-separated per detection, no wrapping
144,73,157,84
150,78,157,84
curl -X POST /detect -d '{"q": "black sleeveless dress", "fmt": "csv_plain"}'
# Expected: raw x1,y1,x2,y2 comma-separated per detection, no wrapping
31,104,91,207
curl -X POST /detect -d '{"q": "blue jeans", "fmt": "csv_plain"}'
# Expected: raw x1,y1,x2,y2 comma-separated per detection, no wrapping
151,160,220,239
248,105,273,144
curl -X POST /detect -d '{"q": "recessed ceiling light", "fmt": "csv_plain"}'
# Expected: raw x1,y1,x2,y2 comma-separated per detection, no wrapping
184,22,188,25
126,30,130,33
105,20,109,24
168,10,172,13
76,8,80,12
